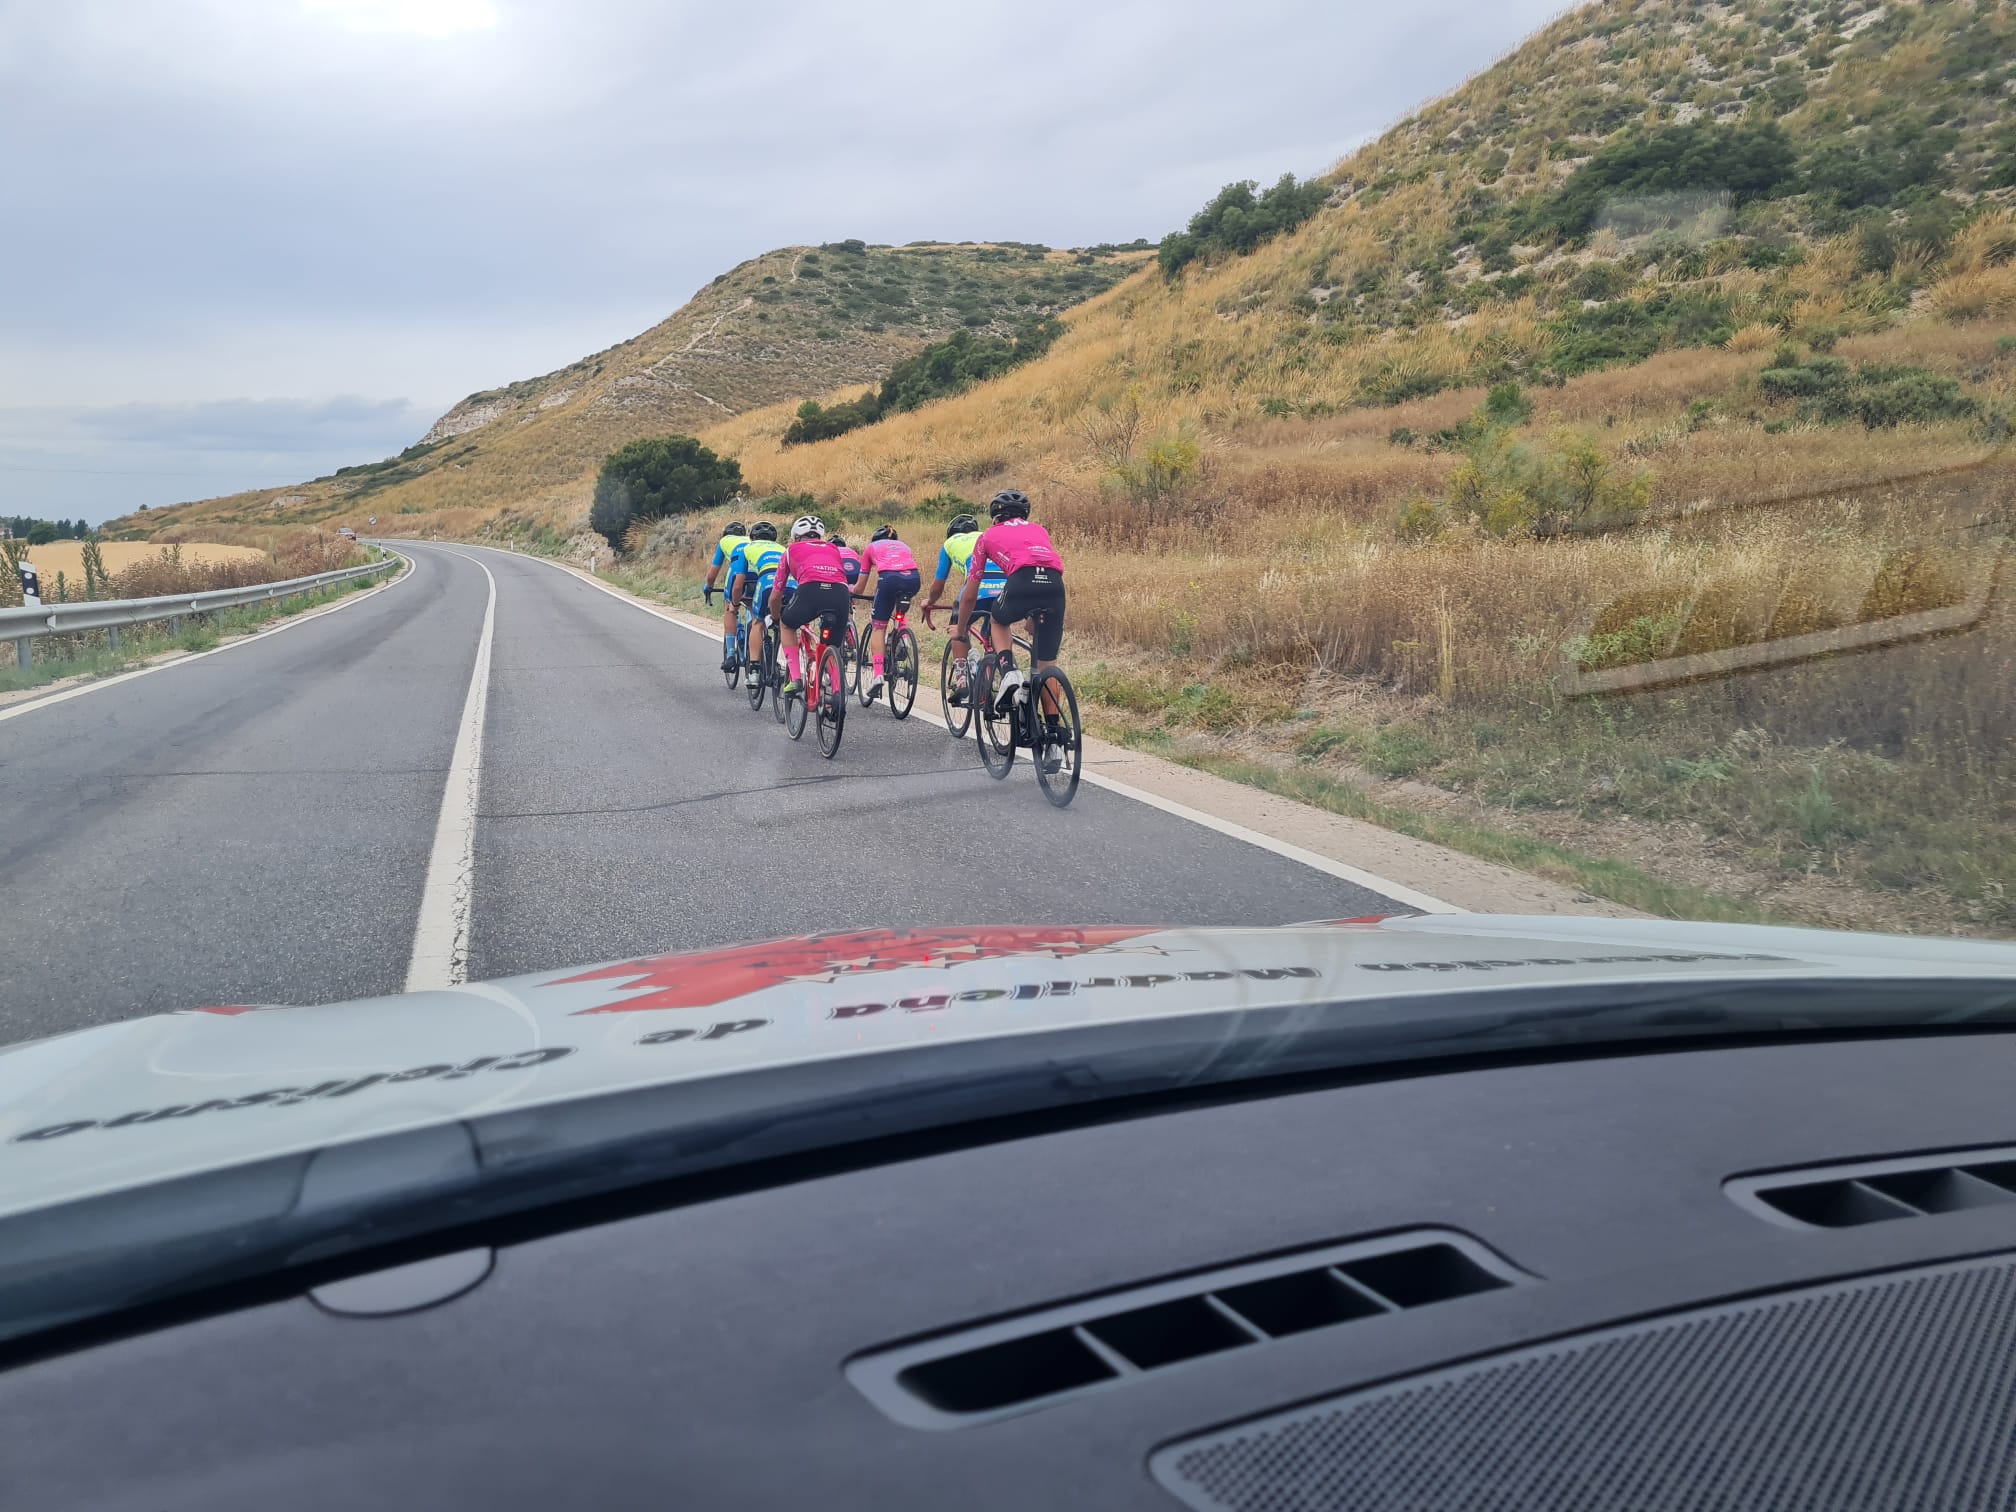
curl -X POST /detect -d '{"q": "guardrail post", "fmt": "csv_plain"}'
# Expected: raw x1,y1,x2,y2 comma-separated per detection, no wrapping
14,638,28,670
107,625,120,654
168,615,180,637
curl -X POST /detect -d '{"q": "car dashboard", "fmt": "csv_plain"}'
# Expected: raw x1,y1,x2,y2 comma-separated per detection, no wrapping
9,1028,2016,1510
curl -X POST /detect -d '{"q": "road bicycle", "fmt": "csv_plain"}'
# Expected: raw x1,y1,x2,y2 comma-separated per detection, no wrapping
745,611,787,724
782,613,849,758
723,598,756,691
966,615,1082,808
926,605,991,740
852,594,919,720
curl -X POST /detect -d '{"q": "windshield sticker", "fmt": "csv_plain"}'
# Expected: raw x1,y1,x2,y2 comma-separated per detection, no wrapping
11,1047,579,1144
554,927,1162,1013
1357,952,1793,973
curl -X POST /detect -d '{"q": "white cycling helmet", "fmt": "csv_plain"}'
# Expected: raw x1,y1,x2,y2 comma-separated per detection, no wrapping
790,515,825,541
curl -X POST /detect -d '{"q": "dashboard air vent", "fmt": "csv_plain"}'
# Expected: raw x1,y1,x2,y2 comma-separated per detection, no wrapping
1729,1144,2016,1229
848,1231,1523,1428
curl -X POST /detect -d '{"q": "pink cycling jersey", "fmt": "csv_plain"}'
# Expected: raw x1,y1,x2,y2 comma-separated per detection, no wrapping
836,546,862,579
863,538,919,575
975,518,1064,577
783,539,849,587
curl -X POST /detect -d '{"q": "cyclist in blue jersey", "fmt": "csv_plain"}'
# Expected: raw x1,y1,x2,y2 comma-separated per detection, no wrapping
723,522,784,674
702,519,749,671
920,512,1004,707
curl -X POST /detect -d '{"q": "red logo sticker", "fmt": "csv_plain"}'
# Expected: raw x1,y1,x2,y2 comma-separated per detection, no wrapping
554,927,1156,1014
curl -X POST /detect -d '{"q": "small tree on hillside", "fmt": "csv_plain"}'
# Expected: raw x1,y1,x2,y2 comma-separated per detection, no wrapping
592,435,744,549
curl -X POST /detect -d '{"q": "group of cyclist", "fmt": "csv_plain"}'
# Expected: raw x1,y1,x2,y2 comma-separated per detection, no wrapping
701,487,1067,730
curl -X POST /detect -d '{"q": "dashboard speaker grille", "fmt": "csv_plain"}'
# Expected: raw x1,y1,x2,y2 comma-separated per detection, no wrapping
1153,1252,2016,1512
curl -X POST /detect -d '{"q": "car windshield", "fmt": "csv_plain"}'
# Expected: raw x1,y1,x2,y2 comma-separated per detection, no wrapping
1,0,2014,1334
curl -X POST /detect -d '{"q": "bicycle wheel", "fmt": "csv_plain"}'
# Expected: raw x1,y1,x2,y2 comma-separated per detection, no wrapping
845,620,862,698
973,658,1016,779
746,628,767,712
854,624,876,708
1029,667,1083,809
783,662,808,740
771,639,789,725
815,645,846,759
940,639,973,738
888,628,919,720
723,629,741,691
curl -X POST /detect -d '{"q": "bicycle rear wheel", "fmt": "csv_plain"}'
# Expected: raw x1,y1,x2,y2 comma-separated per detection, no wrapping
888,628,919,720
1029,667,1083,808
746,629,767,712
844,619,862,698
940,640,973,738
973,659,1016,779
816,645,846,758
722,630,740,690
784,670,807,740
771,639,789,725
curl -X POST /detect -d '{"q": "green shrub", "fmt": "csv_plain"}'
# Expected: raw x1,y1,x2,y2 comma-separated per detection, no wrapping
1545,288,1734,376
591,435,743,549
1159,173,1330,278
1757,354,1977,428
1530,122,1796,240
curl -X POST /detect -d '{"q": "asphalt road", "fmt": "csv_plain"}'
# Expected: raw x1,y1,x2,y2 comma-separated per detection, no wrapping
0,542,1405,1036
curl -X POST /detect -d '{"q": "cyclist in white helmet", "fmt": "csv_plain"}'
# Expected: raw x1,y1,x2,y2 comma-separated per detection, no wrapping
771,516,852,696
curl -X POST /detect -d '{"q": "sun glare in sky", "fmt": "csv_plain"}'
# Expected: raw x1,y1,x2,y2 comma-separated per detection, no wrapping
300,0,499,38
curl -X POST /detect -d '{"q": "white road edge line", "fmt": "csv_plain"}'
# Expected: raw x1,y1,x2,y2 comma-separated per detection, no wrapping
0,551,416,727
444,543,1459,915
403,549,498,992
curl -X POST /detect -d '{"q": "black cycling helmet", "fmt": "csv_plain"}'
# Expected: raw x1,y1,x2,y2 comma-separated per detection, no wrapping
989,489,1031,521
749,521,778,541
871,524,897,543
946,513,979,537
829,535,847,548
723,520,747,537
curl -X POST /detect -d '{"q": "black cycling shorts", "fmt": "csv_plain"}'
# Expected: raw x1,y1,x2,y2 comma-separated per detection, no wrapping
870,570,921,625
780,582,852,639
990,566,1065,660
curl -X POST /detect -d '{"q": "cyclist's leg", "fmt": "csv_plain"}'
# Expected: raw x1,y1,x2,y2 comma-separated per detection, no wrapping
1029,582,1068,718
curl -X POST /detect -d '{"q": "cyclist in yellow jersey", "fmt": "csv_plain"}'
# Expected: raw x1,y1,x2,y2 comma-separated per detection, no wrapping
702,520,750,672
723,523,785,673
920,512,1005,707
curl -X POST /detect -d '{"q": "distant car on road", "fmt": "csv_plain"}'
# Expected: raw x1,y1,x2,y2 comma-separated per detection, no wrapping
336,527,357,541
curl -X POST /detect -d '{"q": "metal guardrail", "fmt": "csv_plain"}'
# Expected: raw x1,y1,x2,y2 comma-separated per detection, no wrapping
2,554,398,667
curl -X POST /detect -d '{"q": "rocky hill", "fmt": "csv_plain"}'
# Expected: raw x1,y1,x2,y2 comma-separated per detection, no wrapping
112,240,1146,541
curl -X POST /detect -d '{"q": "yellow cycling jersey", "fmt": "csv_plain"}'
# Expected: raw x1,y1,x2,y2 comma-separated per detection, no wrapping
942,530,1006,588
737,539,786,580
715,532,749,568
942,531,981,575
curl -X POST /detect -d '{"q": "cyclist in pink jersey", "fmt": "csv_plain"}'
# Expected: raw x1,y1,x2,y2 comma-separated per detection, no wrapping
954,490,1066,720
830,536,864,587
856,526,922,701
771,517,852,696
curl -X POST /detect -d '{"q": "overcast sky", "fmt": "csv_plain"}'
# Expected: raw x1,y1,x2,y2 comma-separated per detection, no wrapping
0,0,1569,522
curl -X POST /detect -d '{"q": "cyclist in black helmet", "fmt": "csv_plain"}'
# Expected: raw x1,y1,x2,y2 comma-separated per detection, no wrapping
920,510,1005,707
703,519,751,671
955,489,1068,762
